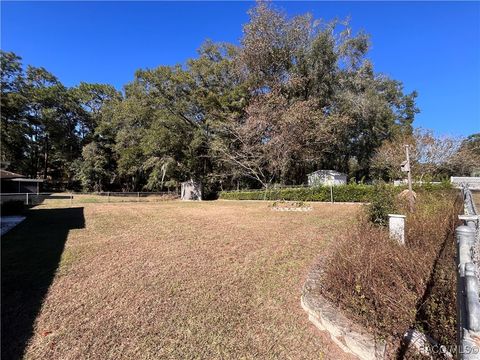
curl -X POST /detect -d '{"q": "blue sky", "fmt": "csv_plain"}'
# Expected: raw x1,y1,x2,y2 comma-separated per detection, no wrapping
2,1,479,136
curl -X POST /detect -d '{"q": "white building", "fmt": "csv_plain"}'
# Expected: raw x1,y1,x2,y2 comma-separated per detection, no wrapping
307,170,347,187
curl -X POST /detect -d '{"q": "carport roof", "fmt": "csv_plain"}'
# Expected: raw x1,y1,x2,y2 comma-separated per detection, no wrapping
9,178,44,183
0,170,26,180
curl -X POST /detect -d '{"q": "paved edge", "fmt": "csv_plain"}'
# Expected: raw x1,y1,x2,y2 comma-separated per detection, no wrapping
301,264,386,360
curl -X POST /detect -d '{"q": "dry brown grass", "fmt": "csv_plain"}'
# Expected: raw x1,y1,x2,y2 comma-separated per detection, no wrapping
3,200,361,360
473,191,480,209
318,190,460,355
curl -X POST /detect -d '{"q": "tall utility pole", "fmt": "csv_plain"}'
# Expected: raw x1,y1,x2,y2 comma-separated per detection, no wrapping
404,145,414,212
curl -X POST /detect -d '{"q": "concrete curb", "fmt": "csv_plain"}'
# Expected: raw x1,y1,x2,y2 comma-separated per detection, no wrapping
301,266,386,360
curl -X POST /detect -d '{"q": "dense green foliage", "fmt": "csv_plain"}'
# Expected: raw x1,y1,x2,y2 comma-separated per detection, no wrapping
1,3,476,192
219,182,452,203
0,51,120,185
220,184,378,202
366,183,399,225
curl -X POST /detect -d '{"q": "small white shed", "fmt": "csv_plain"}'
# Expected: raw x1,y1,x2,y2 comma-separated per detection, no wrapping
307,170,347,187
181,180,202,201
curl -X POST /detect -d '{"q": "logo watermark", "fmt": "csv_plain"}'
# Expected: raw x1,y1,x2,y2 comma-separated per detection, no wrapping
418,343,480,356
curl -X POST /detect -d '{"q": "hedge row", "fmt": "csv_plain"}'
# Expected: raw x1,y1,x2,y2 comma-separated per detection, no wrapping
219,184,375,202
219,182,452,202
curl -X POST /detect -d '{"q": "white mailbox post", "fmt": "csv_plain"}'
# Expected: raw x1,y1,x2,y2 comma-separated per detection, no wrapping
388,214,406,245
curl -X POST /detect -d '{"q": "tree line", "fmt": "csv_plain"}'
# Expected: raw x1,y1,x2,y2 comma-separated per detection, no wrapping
2,3,478,195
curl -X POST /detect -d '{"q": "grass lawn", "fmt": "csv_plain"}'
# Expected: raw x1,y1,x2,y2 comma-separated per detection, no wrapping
2,200,360,360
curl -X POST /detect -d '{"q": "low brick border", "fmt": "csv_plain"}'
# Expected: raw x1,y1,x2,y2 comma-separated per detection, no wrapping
301,265,386,360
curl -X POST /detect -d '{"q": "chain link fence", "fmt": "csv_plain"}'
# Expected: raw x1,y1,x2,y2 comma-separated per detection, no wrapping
0,191,179,206
457,185,480,359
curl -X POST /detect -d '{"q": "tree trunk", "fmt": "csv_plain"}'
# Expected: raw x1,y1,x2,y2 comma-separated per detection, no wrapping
43,135,49,180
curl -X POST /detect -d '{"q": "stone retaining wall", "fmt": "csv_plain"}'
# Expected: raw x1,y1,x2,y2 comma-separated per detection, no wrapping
301,265,386,360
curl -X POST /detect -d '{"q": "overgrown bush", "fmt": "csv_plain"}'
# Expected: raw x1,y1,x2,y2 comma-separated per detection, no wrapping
317,189,460,354
366,183,398,226
415,179,452,192
419,234,457,349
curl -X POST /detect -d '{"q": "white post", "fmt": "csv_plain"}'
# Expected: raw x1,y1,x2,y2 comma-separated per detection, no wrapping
26,193,29,205
388,214,406,245
330,184,333,203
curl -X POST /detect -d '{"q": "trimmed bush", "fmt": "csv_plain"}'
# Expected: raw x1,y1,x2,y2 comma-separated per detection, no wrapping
219,182,453,203
220,184,382,202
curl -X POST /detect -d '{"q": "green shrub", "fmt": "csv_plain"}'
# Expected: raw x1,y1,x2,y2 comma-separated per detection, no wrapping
366,183,398,226
220,184,380,203
413,180,452,192
219,182,452,205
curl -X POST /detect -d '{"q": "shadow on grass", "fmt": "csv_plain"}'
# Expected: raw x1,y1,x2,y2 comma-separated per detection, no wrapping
1,207,85,360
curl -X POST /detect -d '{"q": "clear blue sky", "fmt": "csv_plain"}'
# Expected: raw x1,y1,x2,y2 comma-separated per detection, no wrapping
2,1,479,136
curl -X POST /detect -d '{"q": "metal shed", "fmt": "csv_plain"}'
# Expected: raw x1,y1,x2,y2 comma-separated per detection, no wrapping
307,170,347,187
